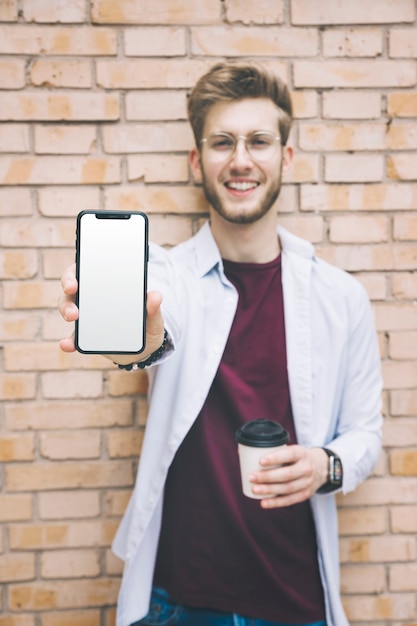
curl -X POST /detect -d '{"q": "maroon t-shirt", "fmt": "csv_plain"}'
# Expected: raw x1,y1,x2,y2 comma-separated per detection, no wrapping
154,256,325,623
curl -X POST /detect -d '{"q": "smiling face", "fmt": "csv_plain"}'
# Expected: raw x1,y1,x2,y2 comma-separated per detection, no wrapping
190,98,292,226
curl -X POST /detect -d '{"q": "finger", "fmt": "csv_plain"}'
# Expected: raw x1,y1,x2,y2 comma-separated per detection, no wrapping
61,263,77,295
59,335,76,353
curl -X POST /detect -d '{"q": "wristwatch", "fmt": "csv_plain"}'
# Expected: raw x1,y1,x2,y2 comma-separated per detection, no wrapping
317,448,343,493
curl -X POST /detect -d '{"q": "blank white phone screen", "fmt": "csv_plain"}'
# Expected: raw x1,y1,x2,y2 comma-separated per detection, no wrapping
76,211,148,354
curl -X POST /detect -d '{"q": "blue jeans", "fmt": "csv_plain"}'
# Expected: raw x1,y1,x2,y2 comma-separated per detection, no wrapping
132,587,326,626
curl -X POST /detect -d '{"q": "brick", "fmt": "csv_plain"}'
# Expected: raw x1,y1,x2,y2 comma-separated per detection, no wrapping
9,520,118,550
125,90,187,121
0,0,17,20
291,0,415,24
343,593,416,622
299,122,417,151
390,28,417,58
0,93,119,121
191,26,317,56
390,449,417,476
389,331,417,360
6,461,133,491
322,92,381,120
39,491,100,520
30,60,92,88
325,154,384,183
107,369,148,396
106,430,144,458
374,303,417,331
0,433,34,465
8,579,120,610
92,0,220,24
301,183,417,212
338,507,386,536
3,342,107,371
0,25,117,55
388,92,417,117
389,154,417,181
392,272,417,298
0,616,36,626
4,399,133,430
392,244,417,270
105,549,123,575
290,91,318,119
0,553,35,583
293,60,416,88
0,59,25,89
127,154,189,183
322,28,383,57
284,154,319,183
0,312,39,341
42,311,73,341
389,563,417,591
103,121,193,153
23,0,86,22
329,215,388,243
382,361,417,389
0,375,37,401
0,219,74,247
0,495,32,522
125,26,186,56
0,123,30,152
0,156,121,185
41,371,104,399
104,185,206,217
383,418,417,447
277,215,323,243
35,125,96,154
38,187,100,217
43,250,76,279
3,281,60,309
104,489,131,517
341,564,385,594
225,0,284,23
391,390,417,416
41,609,101,626
391,505,417,532
40,431,101,460
41,549,100,579
0,250,38,279
339,477,417,506
354,273,387,300
96,59,213,89
340,535,416,563
315,244,394,272
0,188,32,216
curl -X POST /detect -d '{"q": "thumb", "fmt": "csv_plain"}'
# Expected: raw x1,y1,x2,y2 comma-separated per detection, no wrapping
145,290,165,347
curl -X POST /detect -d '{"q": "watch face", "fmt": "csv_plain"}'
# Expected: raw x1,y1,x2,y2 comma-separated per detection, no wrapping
330,456,343,484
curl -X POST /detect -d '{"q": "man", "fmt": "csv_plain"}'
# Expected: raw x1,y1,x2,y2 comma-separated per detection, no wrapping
59,61,383,626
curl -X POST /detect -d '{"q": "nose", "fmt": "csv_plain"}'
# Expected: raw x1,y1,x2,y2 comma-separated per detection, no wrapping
229,136,253,168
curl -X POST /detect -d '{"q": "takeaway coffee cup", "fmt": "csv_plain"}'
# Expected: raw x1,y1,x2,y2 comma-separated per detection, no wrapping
235,419,290,499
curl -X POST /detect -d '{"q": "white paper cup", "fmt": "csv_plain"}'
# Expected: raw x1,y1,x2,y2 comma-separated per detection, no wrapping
235,420,290,499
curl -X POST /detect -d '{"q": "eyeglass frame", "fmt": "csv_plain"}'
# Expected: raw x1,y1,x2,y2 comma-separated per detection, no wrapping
199,131,281,162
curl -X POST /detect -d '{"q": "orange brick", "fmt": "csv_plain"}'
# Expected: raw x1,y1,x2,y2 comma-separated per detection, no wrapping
339,477,417,506
390,449,417,476
40,431,101,460
389,154,417,181
106,430,144,458
388,92,417,117
30,60,92,88
105,549,123,575
40,609,101,626
291,0,415,24
322,28,382,57
299,122,417,151
383,417,417,447
0,219,74,247
0,433,34,461
323,91,381,119
340,535,416,564
290,91,318,119
9,521,118,550
35,125,97,154
38,491,100,520
3,281,60,310
0,156,121,185
104,489,131,517
0,25,117,55
125,90,187,121
390,27,417,58
92,0,220,24
343,593,416,622
0,93,119,121
294,60,416,88
41,549,100,579
301,183,417,212
0,312,38,341
107,369,148,396
8,579,120,610
38,187,100,217
341,564,385,594
0,495,32,522
338,507,386,536
0,616,36,626
391,505,417,532
0,553,35,583
127,154,189,183
0,250,38,279
0,0,17,21
389,563,417,591
125,26,186,56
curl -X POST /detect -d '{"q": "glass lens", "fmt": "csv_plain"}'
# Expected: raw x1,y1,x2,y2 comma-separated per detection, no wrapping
203,132,278,161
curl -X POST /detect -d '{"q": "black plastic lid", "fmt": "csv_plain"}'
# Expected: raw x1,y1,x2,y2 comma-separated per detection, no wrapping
235,419,290,448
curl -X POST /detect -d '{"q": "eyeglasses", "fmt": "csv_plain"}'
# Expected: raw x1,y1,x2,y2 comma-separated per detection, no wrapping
200,131,281,162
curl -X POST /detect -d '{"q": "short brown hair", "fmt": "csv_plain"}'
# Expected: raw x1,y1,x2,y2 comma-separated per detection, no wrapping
187,60,293,147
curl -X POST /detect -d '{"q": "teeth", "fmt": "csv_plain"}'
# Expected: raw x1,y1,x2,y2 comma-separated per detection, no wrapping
226,181,258,191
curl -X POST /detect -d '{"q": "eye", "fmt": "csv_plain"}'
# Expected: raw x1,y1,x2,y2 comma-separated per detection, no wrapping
248,133,273,150
209,134,234,151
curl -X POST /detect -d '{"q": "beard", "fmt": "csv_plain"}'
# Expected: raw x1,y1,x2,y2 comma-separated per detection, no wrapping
200,164,284,225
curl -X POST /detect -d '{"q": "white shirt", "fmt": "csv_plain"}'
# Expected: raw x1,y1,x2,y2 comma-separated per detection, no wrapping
112,222,383,626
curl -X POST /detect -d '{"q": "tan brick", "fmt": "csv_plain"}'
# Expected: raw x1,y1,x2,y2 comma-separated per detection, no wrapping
0,374,37,401
0,0,18,21
0,312,39,341
323,91,381,120
105,549,123,575
225,0,284,23
391,505,417,532
107,369,148,396
291,0,415,24
8,578,120,610
39,491,100,520
191,26,317,56
290,91,318,119
9,520,118,550
374,303,417,331
0,553,35,583
389,563,417,591
127,154,189,183
41,549,100,579
341,564,385,594
0,188,32,216
301,183,417,212
294,60,416,88
30,60,92,88
325,154,384,183
0,93,119,121
0,616,36,626
338,507,386,536
322,28,383,57
391,390,417,416
284,154,319,183
0,250,38,279
125,26,186,56
43,250,75,280
315,243,394,272
41,609,101,626
106,430,144,458
390,449,417,476
92,0,220,24
329,215,388,243
0,219,74,247
339,477,417,506
343,593,416,622
41,371,104,399
340,535,416,564
392,244,417,271
0,156,120,185
0,433,34,464
4,399,133,430
0,495,32,522
354,273,387,301
0,59,25,89
0,123,30,152
103,121,193,153
299,122,417,151
3,342,108,371
104,489,131,517
24,0,86,22
383,361,417,389
390,28,417,58
388,92,417,117
389,154,417,181
383,417,417,447
3,281,60,310
125,90,187,121
40,431,101,460
35,125,96,154
6,461,133,492
276,215,323,243
104,185,207,217
42,311,72,341
392,272,417,298
38,187,100,217
389,331,417,360
97,58,214,89
0,25,117,55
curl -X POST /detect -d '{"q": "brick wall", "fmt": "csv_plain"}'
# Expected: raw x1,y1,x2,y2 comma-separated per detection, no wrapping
0,1,416,624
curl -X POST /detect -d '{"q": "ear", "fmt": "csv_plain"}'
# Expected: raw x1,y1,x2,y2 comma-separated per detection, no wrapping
190,148,203,184
282,145,293,174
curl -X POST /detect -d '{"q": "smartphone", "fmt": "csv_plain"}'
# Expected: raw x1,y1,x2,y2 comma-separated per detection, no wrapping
75,210,148,354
